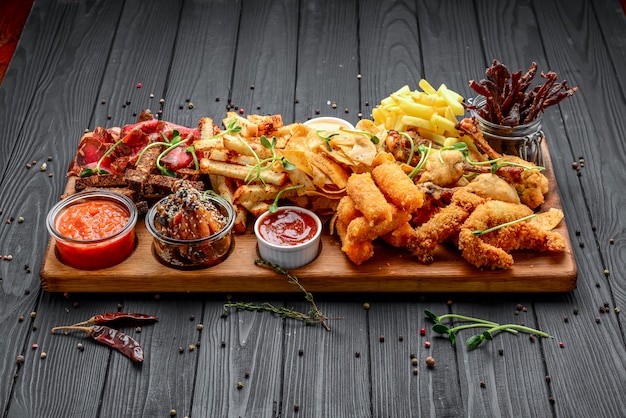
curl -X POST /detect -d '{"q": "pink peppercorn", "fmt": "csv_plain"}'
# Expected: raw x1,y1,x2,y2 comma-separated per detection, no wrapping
136,83,142,88
420,328,426,336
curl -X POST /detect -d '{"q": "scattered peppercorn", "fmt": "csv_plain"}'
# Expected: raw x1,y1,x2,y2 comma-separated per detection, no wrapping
220,341,226,348
604,269,610,277
424,341,431,348
135,327,142,333
559,342,564,348
498,349,504,356
298,349,304,356
331,102,337,109
196,324,204,331
188,103,194,109
136,83,142,88
362,302,370,310
398,335,404,341
420,327,426,336
615,307,621,314
77,343,84,351
563,316,569,323
355,351,360,358
609,239,614,245
179,346,184,353
480,380,486,388
30,311,36,319
237,381,244,390
595,317,601,324
529,335,535,343
293,404,299,412
16,355,25,364
18,216,24,223
379,335,385,343
40,352,47,359
31,344,38,350
188,344,195,352
425,356,435,368
411,358,418,366
545,375,551,383
549,396,555,405
412,368,418,375
170,409,177,416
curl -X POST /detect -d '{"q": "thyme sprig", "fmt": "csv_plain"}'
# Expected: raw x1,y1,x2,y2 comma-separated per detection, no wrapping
222,259,340,331
425,309,552,350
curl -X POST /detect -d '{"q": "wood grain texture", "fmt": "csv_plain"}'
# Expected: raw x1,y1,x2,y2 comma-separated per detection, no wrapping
2,0,626,417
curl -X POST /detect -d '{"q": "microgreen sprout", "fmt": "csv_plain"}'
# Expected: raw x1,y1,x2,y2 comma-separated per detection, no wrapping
396,131,416,165
343,129,380,145
425,309,552,351
80,138,124,177
315,130,339,151
471,213,536,236
438,141,499,166
408,143,432,180
213,119,243,138
466,324,552,351
269,184,305,213
135,129,198,177
244,135,295,184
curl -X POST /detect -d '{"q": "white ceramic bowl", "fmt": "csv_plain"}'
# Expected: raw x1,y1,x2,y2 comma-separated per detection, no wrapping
254,206,322,270
303,116,355,131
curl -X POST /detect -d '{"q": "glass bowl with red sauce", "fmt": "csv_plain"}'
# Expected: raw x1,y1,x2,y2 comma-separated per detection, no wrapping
254,206,322,270
46,190,138,270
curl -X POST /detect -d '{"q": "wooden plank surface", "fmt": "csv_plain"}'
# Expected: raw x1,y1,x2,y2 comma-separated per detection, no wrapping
1,0,626,417
40,140,576,293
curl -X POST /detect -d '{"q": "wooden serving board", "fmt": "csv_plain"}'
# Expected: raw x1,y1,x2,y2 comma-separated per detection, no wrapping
40,141,577,293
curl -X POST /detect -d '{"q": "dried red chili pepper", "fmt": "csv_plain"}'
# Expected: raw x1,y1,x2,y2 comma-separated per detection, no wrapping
70,312,158,327
51,325,144,362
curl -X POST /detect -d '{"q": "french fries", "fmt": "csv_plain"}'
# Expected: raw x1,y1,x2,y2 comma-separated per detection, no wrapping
372,80,465,145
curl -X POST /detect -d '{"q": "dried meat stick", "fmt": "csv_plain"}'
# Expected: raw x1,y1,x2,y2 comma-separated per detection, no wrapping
372,162,424,212
346,172,393,225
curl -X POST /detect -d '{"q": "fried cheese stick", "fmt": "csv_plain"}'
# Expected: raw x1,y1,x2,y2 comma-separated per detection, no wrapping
346,172,393,225
372,161,424,212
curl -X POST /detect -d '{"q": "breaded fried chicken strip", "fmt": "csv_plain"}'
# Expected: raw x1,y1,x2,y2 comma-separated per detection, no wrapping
407,189,485,263
458,200,565,269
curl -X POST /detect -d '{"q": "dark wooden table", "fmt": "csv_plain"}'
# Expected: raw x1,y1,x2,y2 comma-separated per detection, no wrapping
1,0,626,417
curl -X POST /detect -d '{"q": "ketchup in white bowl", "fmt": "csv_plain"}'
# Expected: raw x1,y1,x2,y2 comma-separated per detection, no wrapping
254,206,322,269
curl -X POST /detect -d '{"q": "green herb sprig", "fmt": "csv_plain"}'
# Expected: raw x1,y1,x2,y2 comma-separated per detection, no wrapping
425,309,552,350
471,214,536,236
222,260,340,331
80,138,124,177
269,184,305,213
244,135,295,184
135,129,198,177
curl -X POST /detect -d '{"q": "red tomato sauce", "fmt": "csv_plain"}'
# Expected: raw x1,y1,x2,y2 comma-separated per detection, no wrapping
54,200,135,270
56,200,130,240
258,209,318,246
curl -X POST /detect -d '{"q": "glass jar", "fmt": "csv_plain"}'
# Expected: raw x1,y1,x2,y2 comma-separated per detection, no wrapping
467,96,544,166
